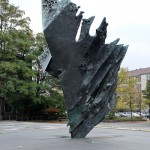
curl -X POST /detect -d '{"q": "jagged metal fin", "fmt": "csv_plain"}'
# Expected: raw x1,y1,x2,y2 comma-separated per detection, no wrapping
95,17,108,44
38,48,52,73
79,16,95,40
81,38,120,87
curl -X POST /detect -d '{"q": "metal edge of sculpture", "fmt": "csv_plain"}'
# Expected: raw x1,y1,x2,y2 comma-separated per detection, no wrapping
40,0,128,138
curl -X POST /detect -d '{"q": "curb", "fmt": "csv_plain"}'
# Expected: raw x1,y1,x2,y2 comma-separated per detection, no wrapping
96,125,150,132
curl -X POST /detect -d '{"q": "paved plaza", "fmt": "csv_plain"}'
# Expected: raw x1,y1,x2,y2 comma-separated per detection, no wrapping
0,121,150,150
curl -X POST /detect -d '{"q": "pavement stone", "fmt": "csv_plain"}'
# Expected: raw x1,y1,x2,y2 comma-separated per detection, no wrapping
0,121,150,150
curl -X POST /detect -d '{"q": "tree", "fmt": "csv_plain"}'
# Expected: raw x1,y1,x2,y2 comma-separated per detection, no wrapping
30,33,65,115
144,80,150,119
0,0,34,115
0,1,65,119
116,68,141,120
116,68,129,110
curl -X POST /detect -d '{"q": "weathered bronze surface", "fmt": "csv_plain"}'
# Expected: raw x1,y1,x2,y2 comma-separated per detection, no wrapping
41,0,128,138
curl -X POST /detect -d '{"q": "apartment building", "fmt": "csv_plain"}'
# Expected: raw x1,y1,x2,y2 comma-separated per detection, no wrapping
128,67,150,91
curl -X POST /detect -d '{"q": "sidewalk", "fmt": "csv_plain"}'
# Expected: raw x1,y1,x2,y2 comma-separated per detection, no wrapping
98,121,150,132
0,121,150,150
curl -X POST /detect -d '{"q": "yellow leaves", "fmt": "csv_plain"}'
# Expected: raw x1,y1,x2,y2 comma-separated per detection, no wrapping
118,67,129,85
116,100,128,110
116,68,140,111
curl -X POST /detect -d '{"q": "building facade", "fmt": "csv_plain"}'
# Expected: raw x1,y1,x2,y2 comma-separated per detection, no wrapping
128,67,150,91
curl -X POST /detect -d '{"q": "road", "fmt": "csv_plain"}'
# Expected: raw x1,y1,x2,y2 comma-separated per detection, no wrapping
0,121,150,150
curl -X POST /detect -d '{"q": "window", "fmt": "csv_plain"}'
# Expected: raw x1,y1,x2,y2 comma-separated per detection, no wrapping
136,76,141,82
147,74,150,81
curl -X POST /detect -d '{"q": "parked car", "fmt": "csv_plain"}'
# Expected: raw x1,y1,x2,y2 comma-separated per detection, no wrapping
136,112,146,118
115,112,126,117
132,112,140,117
145,113,150,118
124,112,131,117
115,112,141,118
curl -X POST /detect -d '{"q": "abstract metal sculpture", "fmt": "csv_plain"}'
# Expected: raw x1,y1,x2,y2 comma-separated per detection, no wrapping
41,0,128,138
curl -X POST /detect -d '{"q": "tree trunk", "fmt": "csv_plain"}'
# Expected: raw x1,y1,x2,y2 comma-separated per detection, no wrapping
139,92,142,117
0,97,4,120
130,98,133,121
0,99,2,120
149,103,150,120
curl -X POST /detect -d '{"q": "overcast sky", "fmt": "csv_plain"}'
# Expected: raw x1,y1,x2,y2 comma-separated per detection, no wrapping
9,0,150,70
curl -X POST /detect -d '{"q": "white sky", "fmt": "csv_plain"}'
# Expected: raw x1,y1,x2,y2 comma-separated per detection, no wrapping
9,0,150,70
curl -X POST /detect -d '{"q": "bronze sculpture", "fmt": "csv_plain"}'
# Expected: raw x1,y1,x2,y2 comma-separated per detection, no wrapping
41,0,128,138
